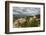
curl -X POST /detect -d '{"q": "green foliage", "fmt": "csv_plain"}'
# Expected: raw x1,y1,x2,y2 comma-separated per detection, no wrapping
13,16,40,27
27,18,40,27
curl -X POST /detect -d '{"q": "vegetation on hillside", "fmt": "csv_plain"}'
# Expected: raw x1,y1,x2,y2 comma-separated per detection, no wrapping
13,15,40,28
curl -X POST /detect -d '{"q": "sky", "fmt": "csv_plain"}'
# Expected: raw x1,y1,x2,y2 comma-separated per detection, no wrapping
13,7,40,16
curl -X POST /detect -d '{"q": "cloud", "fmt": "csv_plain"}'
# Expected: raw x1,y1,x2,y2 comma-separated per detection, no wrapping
13,7,40,16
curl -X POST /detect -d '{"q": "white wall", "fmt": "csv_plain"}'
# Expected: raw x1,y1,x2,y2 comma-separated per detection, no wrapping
0,0,46,35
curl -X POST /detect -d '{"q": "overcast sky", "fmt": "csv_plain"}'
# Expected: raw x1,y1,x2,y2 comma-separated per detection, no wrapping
13,7,40,16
